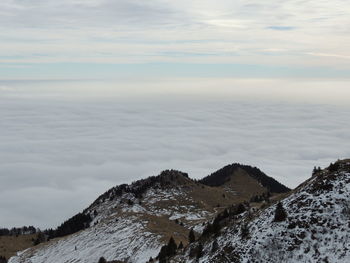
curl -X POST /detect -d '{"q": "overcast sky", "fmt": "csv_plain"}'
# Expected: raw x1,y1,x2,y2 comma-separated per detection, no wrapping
1,1,350,228
0,0,350,79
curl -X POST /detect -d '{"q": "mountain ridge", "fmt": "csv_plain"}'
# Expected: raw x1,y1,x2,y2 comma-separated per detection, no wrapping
171,159,350,262
6,163,291,263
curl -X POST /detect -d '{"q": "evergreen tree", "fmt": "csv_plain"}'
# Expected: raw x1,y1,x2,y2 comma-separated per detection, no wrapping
202,223,213,237
178,241,184,250
274,202,287,222
157,245,168,263
98,257,106,263
157,237,177,263
329,162,339,172
312,166,322,175
0,256,7,263
240,223,249,239
188,229,195,243
236,203,246,214
212,219,221,235
33,231,46,245
211,240,219,253
196,243,203,259
166,236,177,257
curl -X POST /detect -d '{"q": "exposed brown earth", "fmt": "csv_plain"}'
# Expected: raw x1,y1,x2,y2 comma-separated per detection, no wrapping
0,234,36,260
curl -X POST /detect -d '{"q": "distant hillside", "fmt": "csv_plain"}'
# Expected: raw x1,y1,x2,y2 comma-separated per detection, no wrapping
200,163,290,193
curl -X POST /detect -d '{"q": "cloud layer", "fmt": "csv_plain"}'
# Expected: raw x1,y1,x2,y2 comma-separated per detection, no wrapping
1,79,350,228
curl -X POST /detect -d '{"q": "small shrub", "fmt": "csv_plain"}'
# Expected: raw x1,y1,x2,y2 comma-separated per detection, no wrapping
274,202,287,222
241,223,249,239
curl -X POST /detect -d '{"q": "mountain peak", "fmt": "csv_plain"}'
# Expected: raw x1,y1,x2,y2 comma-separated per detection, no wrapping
11,161,342,263
200,163,290,193
173,159,350,263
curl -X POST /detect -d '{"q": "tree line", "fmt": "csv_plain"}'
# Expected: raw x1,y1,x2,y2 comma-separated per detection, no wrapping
91,169,189,205
44,212,92,240
0,226,36,236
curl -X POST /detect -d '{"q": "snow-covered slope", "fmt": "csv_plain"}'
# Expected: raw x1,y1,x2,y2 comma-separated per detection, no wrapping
174,160,350,263
9,171,205,263
10,216,159,263
8,166,290,263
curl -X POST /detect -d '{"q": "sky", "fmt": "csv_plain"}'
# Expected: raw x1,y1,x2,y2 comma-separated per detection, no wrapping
0,0,350,79
1,1,350,228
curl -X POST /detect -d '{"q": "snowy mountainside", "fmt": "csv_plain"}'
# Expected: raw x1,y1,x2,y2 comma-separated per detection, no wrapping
8,166,289,263
173,159,350,263
9,171,203,263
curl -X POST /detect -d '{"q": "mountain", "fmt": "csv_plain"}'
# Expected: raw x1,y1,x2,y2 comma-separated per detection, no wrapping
9,160,350,263
200,163,290,193
8,164,289,263
172,159,350,262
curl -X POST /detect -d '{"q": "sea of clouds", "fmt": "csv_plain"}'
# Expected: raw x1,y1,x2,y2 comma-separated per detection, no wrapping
1,79,350,228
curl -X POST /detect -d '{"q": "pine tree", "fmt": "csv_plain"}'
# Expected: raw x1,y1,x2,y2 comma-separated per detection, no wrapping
189,229,195,243
240,223,249,239
157,237,177,263
274,202,287,222
329,162,339,172
312,166,322,175
202,223,213,237
33,231,46,245
158,245,168,263
167,236,177,257
196,243,203,259
212,219,220,235
178,241,184,250
0,256,7,263
236,203,246,214
98,257,106,263
211,240,219,253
